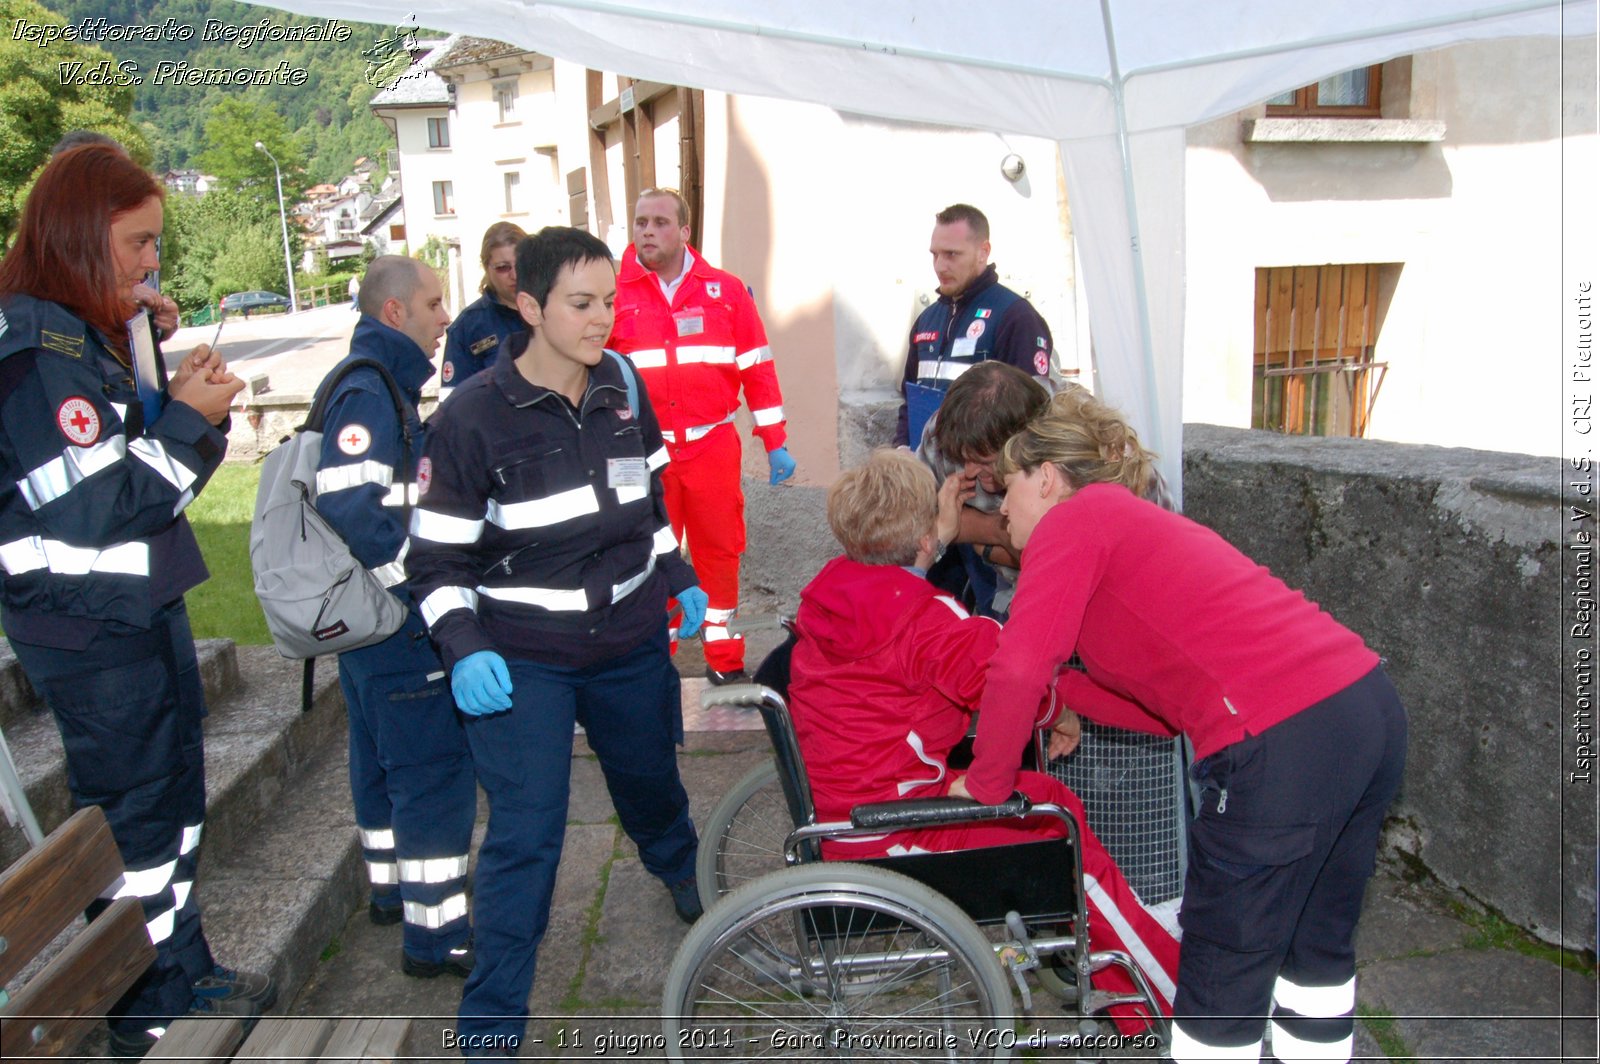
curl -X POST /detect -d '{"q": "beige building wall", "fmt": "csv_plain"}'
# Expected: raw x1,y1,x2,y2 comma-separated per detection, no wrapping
383,105,458,269
1182,36,1596,457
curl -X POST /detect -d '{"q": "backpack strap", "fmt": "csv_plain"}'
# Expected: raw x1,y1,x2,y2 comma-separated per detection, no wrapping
603,349,639,419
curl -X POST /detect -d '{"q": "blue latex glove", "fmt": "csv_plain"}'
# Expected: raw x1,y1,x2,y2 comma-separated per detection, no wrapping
452,650,513,716
677,585,709,639
767,446,797,486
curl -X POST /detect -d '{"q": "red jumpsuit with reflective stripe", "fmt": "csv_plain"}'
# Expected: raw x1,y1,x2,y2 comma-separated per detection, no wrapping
609,245,788,672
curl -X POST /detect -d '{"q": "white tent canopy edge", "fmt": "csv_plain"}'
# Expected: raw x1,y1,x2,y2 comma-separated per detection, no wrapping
263,0,1596,499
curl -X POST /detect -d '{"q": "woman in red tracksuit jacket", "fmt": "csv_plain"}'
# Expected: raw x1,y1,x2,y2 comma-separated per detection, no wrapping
788,449,1179,1029
967,392,1407,1064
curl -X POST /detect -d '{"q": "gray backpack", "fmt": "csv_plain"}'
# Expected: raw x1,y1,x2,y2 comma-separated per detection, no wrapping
250,358,413,662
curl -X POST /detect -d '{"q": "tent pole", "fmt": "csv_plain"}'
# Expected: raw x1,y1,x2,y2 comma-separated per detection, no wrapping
1097,0,1164,455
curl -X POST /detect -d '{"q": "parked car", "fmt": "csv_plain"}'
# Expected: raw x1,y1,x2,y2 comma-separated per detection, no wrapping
219,290,292,318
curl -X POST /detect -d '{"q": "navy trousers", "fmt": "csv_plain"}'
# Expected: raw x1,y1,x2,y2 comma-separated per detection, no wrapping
9,602,214,1035
1172,666,1408,1063
457,629,697,1045
340,611,477,961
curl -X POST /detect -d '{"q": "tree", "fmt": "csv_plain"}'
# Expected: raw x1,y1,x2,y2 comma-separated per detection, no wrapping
0,0,150,243
193,98,306,203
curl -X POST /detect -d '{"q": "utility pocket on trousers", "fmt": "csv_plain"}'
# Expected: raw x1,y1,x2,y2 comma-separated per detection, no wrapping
1180,817,1318,952
44,656,179,800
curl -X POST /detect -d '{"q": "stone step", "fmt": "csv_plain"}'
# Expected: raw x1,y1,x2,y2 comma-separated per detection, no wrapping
0,637,241,737
0,645,335,876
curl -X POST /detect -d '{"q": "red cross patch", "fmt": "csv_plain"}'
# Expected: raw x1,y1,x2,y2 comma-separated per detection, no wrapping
416,457,432,497
441,360,455,383
967,320,986,340
56,397,101,446
1034,350,1050,376
337,424,372,456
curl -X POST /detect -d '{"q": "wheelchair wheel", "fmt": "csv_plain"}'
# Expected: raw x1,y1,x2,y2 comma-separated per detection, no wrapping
663,863,1015,1061
696,759,792,911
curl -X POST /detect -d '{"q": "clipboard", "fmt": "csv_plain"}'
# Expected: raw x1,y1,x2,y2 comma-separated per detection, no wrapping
126,308,166,426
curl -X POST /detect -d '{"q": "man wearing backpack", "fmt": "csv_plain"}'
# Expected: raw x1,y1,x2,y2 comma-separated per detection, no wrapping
313,255,477,979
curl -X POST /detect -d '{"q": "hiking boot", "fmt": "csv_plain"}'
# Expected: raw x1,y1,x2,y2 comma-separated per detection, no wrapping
191,965,278,1011
402,936,475,978
705,667,750,686
669,877,703,924
107,990,266,1058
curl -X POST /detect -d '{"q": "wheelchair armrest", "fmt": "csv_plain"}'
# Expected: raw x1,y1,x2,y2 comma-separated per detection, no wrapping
699,683,775,710
850,793,1031,830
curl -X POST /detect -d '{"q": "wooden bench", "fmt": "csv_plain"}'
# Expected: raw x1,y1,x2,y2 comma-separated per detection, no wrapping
0,806,156,1058
1,806,408,1062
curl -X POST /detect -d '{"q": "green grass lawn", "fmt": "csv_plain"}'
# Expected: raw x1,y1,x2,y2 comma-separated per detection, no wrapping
186,463,272,645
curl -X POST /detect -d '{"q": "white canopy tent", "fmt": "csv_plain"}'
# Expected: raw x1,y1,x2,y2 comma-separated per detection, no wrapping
268,0,1594,499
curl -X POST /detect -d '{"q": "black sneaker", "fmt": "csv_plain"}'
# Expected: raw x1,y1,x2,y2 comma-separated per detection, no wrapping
191,965,278,1011
669,877,703,924
107,991,266,1058
402,936,475,978
704,667,750,686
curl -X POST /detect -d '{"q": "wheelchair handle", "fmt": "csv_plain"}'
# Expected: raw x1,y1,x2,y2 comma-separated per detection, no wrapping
699,682,777,710
850,792,1032,830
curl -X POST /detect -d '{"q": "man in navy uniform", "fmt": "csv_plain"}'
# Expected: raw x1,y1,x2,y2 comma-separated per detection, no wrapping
314,255,478,978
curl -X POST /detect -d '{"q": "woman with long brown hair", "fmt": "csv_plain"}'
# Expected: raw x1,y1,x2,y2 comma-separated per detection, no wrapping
0,144,270,1056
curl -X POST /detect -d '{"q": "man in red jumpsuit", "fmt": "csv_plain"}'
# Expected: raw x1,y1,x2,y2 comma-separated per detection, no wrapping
609,188,796,684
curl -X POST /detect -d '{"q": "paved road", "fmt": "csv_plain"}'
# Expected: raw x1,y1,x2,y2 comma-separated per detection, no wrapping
167,304,363,400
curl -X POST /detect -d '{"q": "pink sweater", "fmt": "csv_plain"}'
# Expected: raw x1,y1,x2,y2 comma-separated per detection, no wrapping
969,483,1378,804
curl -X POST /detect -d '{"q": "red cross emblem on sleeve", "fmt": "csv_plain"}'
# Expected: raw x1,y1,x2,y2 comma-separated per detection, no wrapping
337,424,372,456
56,397,101,446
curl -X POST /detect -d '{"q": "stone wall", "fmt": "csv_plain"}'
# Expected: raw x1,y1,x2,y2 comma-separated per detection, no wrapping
1181,425,1593,950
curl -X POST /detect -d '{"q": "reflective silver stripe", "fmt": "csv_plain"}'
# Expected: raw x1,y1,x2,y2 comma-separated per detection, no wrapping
1268,1023,1351,1064
359,827,396,850
676,344,736,366
646,446,669,472
612,555,656,602
625,348,667,369
367,861,398,886
171,488,195,517
179,823,203,855
615,484,648,505
420,586,479,626
114,860,177,900
1273,975,1355,1016
917,360,969,382
21,436,126,510
316,459,393,496
372,559,407,588
704,607,735,623
146,906,176,945
750,404,785,427
702,625,742,643
652,525,679,555
0,537,149,577
1170,1022,1262,1063
477,583,589,612
110,402,128,422
382,482,419,507
403,891,468,929
660,413,735,444
397,854,470,884
172,879,194,912
129,438,200,494
735,344,772,371
488,485,599,530
411,508,484,544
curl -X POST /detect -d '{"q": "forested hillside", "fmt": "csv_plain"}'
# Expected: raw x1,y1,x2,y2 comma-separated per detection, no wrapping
42,0,427,181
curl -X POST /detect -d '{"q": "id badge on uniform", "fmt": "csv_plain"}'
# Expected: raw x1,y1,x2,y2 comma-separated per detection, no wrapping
607,457,649,490
674,309,704,337
950,336,978,360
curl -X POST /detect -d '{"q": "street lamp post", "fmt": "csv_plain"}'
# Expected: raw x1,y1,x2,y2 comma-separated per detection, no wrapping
254,140,297,313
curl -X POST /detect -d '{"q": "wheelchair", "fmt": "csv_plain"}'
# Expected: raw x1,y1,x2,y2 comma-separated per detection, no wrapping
662,632,1170,1060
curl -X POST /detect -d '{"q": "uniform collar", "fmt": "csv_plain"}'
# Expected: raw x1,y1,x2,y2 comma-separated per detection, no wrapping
350,314,437,397
620,242,705,285
940,263,1001,307
492,336,633,416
